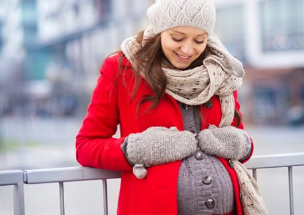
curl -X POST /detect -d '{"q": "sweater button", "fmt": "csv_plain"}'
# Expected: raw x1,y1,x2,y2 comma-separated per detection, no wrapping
182,103,191,110
195,151,204,160
205,198,215,209
202,176,212,185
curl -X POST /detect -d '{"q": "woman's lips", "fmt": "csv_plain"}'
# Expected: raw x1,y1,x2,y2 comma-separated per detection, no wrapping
175,52,193,61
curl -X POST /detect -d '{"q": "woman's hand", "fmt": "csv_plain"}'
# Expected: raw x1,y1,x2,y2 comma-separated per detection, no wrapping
122,127,198,178
125,127,198,166
197,125,252,161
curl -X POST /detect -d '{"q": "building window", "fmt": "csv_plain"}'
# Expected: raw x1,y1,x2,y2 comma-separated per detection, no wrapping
73,4,79,16
215,4,246,63
21,0,38,45
94,0,111,20
260,0,304,52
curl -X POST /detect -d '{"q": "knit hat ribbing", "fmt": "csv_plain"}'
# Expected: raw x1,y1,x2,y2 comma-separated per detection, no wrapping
147,0,216,35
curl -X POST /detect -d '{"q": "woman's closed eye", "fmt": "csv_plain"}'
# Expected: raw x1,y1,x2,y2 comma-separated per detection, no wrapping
171,36,184,42
171,36,205,44
194,39,205,44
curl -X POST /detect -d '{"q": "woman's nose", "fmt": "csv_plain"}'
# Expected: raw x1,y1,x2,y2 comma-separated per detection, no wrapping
180,42,194,55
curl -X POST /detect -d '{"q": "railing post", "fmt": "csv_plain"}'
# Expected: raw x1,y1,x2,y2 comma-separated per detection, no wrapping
0,170,26,215
288,167,294,215
13,182,25,215
59,182,65,215
103,180,108,215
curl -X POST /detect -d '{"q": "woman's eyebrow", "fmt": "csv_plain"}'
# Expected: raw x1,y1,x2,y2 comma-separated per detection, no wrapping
170,30,185,35
170,29,207,36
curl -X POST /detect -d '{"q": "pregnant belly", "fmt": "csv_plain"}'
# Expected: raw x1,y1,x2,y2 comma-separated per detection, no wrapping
177,150,234,215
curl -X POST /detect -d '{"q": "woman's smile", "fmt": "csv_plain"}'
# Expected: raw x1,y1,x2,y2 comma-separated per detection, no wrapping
161,26,208,69
175,52,193,60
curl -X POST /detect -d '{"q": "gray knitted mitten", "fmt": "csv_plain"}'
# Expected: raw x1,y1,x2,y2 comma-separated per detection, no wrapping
197,125,252,161
125,127,198,179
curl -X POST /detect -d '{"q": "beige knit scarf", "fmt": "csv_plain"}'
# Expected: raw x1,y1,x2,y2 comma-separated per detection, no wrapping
121,26,245,127
232,160,269,215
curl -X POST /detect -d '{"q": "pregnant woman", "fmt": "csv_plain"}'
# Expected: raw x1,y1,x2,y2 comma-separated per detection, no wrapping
76,0,253,214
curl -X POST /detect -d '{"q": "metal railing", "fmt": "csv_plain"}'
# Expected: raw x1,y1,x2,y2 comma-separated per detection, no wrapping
1,153,304,215
245,152,304,215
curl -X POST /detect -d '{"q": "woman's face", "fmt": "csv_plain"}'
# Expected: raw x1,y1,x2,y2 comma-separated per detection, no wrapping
160,26,208,70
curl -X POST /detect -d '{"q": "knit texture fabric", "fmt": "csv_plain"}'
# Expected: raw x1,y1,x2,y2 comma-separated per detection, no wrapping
197,125,252,161
126,127,198,179
232,160,269,215
177,103,234,214
121,32,244,127
178,154,234,214
147,0,216,36
121,0,245,127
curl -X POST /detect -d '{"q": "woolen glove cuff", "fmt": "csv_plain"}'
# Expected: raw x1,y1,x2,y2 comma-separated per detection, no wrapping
197,125,252,161
125,127,198,178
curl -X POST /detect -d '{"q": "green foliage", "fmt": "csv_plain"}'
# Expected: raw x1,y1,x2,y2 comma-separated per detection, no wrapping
0,139,39,153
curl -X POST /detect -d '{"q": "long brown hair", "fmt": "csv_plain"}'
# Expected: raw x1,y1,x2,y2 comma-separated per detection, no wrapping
118,30,242,127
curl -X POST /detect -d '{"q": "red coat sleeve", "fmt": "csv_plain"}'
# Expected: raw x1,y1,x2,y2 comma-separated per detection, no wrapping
231,90,254,162
75,56,132,171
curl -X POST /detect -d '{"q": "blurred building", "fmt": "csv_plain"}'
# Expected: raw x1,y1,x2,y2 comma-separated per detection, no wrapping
0,0,150,117
1,0,303,125
35,0,150,116
0,2,5,116
215,0,304,125
0,13,3,52
0,0,41,116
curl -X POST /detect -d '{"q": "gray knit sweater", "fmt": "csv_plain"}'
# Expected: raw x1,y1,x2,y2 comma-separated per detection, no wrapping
177,103,234,215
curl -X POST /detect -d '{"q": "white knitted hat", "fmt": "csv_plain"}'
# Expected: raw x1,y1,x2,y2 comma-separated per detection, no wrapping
147,0,216,35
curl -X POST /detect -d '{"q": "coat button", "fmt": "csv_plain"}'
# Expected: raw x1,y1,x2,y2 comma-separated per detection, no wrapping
195,151,204,160
205,198,215,209
182,103,191,110
202,176,212,185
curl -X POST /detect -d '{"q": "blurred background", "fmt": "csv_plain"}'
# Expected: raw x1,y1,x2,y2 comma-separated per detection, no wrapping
0,0,304,214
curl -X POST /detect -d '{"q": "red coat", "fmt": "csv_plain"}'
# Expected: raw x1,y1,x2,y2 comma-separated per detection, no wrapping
76,52,253,215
